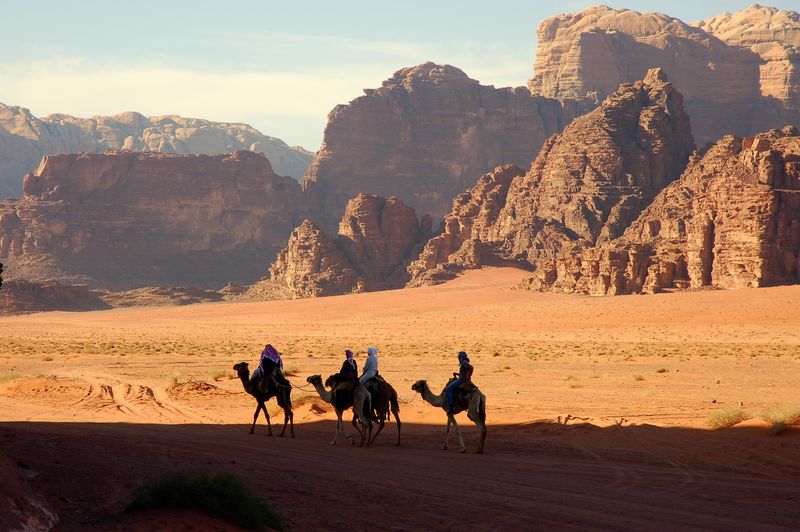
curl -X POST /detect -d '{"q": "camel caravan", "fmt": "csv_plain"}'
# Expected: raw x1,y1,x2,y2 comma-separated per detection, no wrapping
234,345,487,453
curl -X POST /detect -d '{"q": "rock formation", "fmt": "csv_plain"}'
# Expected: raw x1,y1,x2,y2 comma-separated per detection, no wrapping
409,69,694,285
529,5,800,144
0,150,305,289
0,450,58,531
693,4,800,111
527,126,800,294
268,194,431,297
303,62,589,225
0,103,313,198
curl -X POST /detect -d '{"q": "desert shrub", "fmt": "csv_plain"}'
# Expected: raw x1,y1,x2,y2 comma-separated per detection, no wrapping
760,405,800,435
655,368,667,373
633,374,644,381
706,408,750,429
127,471,284,531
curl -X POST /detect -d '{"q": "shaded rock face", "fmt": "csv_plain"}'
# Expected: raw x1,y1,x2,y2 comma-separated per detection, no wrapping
0,150,305,289
529,5,800,144
303,62,588,226
528,126,800,294
0,449,58,531
0,280,110,315
0,103,313,198
268,194,431,297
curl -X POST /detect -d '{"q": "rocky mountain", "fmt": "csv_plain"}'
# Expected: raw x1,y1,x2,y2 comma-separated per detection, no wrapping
267,193,431,297
527,126,800,294
528,5,800,144
0,150,305,289
302,62,589,226
408,69,694,285
0,103,313,198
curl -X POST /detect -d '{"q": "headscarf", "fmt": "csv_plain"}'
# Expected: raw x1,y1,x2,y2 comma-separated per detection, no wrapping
367,346,378,358
262,344,282,367
345,348,356,369
458,351,470,364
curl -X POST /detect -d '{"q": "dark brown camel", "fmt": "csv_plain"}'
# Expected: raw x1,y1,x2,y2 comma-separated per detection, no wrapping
233,362,294,438
363,379,401,446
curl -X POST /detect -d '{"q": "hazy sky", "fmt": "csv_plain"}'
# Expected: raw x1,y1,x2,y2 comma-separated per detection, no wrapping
2,1,797,150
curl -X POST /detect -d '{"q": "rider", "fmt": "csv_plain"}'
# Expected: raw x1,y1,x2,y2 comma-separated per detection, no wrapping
332,349,359,404
359,346,379,392
444,351,474,414
253,344,289,392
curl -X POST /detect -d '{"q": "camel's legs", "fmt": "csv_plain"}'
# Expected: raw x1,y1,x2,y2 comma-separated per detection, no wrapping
393,407,402,446
288,410,295,438
332,410,353,445
249,403,262,434
443,414,452,450
452,417,466,453
369,417,385,445
264,404,273,437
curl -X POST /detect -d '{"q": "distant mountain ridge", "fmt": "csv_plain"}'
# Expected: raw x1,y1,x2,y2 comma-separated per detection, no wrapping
0,103,313,198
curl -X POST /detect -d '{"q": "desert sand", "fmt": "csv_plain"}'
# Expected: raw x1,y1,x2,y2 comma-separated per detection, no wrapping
1,267,799,530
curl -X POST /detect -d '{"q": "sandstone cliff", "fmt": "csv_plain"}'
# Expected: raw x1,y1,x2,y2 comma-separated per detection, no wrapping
267,194,430,297
693,4,800,111
0,150,305,289
303,62,588,225
408,69,694,285
0,103,313,198
527,126,800,294
529,5,800,144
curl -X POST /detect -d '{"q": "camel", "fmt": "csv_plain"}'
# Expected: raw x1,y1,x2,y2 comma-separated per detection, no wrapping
411,378,486,453
306,374,372,446
233,362,294,438
364,379,401,446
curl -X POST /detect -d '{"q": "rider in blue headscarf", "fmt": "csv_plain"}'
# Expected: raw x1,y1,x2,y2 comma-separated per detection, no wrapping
444,351,474,413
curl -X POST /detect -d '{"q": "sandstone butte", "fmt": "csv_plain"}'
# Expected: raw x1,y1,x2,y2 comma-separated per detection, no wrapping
302,62,590,226
527,125,800,295
0,150,306,289
528,4,800,145
0,103,314,198
265,193,431,297
408,68,694,286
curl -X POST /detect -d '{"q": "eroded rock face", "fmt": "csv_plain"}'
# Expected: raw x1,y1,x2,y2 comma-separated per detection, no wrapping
268,194,430,296
0,150,305,289
303,62,588,225
528,126,800,294
408,70,695,285
0,450,58,531
694,4,800,111
0,104,313,198
407,164,525,286
529,5,800,143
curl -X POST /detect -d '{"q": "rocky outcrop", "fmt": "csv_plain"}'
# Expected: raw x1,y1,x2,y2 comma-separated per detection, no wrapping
0,450,58,531
407,164,525,285
303,62,589,225
694,4,800,111
529,5,800,144
408,69,694,285
0,280,109,314
0,150,305,289
527,126,800,294
268,194,431,297
0,103,314,198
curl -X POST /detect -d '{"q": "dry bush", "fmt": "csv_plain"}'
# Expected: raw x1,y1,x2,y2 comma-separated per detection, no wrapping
760,405,800,435
706,407,750,429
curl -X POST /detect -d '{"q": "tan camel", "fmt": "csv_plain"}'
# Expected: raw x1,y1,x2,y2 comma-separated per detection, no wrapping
306,374,372,446
365,380,401,446
233,362,294,438
411,379,486,453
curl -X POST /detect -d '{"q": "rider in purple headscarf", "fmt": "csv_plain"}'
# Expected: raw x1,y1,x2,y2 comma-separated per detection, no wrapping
252,344,288,391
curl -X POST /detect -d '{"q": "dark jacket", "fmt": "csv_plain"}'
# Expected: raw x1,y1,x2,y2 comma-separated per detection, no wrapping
458,362,474,381
340,359,358,382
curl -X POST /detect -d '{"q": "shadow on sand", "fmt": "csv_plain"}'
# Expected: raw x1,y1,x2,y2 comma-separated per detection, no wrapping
1,419,799,530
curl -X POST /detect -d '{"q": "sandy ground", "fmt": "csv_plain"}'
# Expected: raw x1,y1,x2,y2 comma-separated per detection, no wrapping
1,267,799,530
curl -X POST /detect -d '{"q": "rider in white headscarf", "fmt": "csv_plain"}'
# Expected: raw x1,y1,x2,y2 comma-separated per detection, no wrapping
360,346,379,386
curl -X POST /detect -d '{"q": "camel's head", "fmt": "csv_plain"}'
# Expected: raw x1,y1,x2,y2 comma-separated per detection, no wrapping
306,374,322,385
233,362,249,375
411,379,426,392
324,374,340,388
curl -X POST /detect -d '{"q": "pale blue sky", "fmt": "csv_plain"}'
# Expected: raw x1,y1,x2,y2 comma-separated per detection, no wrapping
1,1,797,149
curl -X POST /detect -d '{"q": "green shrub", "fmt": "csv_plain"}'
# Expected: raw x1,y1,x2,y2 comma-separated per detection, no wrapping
127,471,284,531
760,405,800,435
